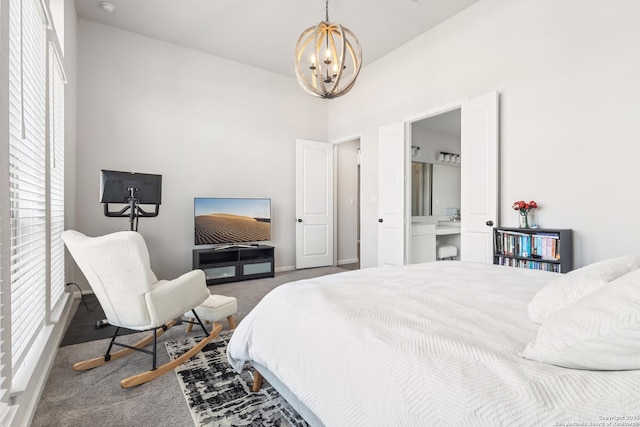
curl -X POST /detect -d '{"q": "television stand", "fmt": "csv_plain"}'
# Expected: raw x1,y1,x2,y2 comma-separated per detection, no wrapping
193,245,275,285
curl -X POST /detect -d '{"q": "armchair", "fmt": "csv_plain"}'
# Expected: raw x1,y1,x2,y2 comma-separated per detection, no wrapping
62,230,222,388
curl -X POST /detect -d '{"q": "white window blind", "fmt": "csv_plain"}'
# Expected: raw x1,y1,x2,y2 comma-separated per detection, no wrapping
8,0,48,372
49,45,65,311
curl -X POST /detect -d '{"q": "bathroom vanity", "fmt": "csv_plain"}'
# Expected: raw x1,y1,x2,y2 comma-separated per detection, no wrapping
410,158,461,264
411,219,461,263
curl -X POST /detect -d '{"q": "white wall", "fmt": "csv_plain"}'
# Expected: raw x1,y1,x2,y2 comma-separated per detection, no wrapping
411,126,460,165
76,20,327,282
75,0,640,271
328,0,640,268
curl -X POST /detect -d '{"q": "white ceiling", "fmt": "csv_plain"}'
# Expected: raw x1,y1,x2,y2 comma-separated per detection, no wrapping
74,0,481,77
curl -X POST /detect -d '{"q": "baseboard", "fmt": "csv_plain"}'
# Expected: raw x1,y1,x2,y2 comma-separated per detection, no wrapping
337,258,359,266
275,265,295,273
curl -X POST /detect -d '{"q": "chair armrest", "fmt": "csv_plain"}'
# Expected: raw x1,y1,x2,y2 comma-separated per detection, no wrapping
145,270,210,327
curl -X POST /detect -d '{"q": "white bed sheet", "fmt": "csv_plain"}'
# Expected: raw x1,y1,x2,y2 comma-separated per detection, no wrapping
227,261,640,426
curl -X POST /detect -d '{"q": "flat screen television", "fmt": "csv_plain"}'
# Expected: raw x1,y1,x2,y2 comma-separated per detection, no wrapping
100,170,162,205
194,197,271,246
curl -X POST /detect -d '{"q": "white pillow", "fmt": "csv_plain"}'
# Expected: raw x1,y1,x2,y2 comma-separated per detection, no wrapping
522,268,640,370
528,254,640,324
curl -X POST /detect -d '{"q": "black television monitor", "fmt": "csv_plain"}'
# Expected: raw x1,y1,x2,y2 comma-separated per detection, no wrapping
194,197,271,246
100,170,162,205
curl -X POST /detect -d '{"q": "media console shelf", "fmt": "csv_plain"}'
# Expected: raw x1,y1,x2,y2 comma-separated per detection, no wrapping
193,245,275,285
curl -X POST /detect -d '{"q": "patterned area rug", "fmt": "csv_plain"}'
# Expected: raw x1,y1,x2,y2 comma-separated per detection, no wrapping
165,330,309,427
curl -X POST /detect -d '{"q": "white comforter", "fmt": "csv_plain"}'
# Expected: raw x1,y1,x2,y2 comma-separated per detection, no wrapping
227,262,640,427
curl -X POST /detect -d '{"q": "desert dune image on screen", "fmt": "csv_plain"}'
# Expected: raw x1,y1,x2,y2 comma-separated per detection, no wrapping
194,198,271,245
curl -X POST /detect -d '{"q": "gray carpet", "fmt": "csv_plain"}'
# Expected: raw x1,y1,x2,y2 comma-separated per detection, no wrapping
32,265,352,427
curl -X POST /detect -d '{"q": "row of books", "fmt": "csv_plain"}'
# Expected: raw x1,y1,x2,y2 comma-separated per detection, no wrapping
495,256,562,272
494,230,561,261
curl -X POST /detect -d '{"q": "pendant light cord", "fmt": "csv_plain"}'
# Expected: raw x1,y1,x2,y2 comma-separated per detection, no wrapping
325,0,329,22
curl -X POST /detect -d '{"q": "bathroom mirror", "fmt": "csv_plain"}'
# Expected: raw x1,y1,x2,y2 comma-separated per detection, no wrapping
411,161,461,217
411,162,432,216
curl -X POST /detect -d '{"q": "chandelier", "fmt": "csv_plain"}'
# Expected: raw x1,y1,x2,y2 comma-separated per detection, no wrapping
294,0,362,99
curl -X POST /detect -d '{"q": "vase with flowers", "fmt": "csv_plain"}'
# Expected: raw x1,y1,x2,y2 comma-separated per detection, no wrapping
513,200,538,228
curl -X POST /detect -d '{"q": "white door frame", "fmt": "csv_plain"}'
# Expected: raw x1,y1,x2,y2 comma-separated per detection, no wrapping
403,100,467,262
403,94,498,264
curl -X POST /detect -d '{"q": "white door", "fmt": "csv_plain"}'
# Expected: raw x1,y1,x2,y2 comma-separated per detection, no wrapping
378,122,406,266
295,139,334,269
460,91,499,263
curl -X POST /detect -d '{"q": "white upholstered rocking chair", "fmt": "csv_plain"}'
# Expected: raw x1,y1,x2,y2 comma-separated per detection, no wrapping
62,230,222,388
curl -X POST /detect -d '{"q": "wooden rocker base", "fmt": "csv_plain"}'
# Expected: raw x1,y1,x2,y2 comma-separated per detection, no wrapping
72,321,223,389
120,323,223,388
73,320,178,372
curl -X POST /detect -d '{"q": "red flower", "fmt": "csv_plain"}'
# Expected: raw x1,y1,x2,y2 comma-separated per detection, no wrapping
512,200,538,213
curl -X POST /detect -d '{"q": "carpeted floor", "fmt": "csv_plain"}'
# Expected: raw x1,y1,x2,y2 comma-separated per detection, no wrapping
32,265,353,427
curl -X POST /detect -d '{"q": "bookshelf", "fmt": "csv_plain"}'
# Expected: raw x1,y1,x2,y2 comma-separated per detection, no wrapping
493,227,573,273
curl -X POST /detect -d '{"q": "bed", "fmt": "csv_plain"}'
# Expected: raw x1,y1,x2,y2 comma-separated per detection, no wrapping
227,261,640,426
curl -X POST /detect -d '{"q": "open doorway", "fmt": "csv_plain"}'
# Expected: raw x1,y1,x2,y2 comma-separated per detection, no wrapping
335,138,361,269
409,108,461,263
377,92,498,266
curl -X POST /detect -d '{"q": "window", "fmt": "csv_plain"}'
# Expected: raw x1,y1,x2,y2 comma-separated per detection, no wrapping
1,0,66,394
8,0,48,373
